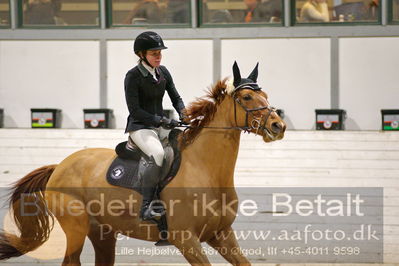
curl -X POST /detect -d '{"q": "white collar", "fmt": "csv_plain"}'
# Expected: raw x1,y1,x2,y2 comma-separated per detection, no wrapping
142,61,158,81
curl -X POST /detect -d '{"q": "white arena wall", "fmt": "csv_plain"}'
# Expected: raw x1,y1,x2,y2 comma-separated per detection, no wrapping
0,37,398,130
221,38,331,130
0,40,101,128
340,37,399,130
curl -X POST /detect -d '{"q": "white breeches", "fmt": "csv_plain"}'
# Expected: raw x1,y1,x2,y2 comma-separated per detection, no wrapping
128,128,169,167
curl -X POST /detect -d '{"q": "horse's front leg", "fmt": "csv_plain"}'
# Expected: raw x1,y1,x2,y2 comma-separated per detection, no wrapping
169,231,211,265
207,226,251,266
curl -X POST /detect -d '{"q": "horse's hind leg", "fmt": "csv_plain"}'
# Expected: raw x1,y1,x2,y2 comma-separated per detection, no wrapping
48,192,90,266
87,218,117,266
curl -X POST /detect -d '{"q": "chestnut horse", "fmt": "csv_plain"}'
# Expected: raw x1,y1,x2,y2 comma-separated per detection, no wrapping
0,64,285,265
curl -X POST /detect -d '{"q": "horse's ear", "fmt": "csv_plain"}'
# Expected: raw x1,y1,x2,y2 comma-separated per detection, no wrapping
233,61,241,88
247,62,259,82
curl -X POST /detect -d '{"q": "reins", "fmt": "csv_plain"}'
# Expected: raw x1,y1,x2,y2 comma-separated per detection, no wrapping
178,94,277,134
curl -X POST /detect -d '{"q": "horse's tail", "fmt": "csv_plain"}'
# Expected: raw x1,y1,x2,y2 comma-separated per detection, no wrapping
0,165,57,260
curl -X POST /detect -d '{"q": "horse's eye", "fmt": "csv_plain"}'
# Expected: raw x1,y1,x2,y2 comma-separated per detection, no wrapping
243,95,252,101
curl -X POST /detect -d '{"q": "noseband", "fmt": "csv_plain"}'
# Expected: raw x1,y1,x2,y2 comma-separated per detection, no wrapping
232,85,277,134
233,96,276,134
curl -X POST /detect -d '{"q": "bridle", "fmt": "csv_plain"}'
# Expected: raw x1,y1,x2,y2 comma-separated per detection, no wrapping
180,83,278,137
232,83,277,135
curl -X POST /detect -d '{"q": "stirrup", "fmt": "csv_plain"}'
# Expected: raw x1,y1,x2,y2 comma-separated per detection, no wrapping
141,208,162,221
141,201,165,221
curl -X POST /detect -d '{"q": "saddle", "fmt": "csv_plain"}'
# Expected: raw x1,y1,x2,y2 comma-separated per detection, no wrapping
106,129,182,246
106,129,182,193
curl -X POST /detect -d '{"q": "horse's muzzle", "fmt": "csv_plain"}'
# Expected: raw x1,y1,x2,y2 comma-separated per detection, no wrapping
262,120,286,142
271,121,286,135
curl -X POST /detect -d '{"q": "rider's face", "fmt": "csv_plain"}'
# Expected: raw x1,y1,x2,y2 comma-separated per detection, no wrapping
145,50,162,67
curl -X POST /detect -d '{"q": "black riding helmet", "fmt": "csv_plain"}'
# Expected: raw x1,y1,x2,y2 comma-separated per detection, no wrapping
134,31,168,54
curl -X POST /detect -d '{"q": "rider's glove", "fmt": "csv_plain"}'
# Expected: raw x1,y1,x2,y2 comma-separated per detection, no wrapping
159,117,180,129
179,111,190,125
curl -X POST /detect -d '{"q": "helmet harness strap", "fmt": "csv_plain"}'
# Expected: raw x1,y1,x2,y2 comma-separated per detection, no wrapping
136,50,154,69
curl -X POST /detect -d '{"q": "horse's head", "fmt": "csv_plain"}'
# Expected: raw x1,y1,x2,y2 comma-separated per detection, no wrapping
229,61,286,142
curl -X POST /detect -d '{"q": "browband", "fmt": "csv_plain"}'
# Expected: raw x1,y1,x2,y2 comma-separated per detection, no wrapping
234,82,261,92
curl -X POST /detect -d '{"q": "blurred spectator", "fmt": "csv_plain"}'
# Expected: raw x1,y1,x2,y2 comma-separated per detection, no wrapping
242,0,280,23
259,0,282,22
202,0,234,23
299,0,330,22
0,0,10,25
123,0,163,24
334,0,379,21
210,9,234,23
165,0,190,23
394,0,399,20
333,1,364,21
24,0,61,25
363,0,379,20
202,0,210,22
201,0,280,24
243,0,262,22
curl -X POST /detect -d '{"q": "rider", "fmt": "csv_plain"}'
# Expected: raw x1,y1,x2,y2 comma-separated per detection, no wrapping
124,31,186,221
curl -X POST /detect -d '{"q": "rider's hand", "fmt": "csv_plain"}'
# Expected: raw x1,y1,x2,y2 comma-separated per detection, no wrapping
179,111,190,125
160,117,179,129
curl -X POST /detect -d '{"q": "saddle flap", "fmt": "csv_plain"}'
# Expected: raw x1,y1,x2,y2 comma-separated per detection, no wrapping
108,129,183,192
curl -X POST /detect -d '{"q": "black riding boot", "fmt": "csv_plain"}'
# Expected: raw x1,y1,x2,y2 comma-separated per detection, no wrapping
140,156,163,221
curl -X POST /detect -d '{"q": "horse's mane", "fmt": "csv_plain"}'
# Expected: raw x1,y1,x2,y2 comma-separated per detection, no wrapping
180,78,230,149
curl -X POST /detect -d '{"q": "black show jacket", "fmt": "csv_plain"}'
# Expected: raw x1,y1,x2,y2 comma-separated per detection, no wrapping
124,63,185,132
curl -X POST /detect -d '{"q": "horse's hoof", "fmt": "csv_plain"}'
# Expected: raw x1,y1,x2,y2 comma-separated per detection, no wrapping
155,239,172,246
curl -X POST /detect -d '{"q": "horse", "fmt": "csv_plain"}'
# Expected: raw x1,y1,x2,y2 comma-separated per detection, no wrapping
0,62,286,265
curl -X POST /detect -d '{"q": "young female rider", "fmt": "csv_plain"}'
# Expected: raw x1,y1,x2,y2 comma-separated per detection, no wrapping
124,31,186,221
